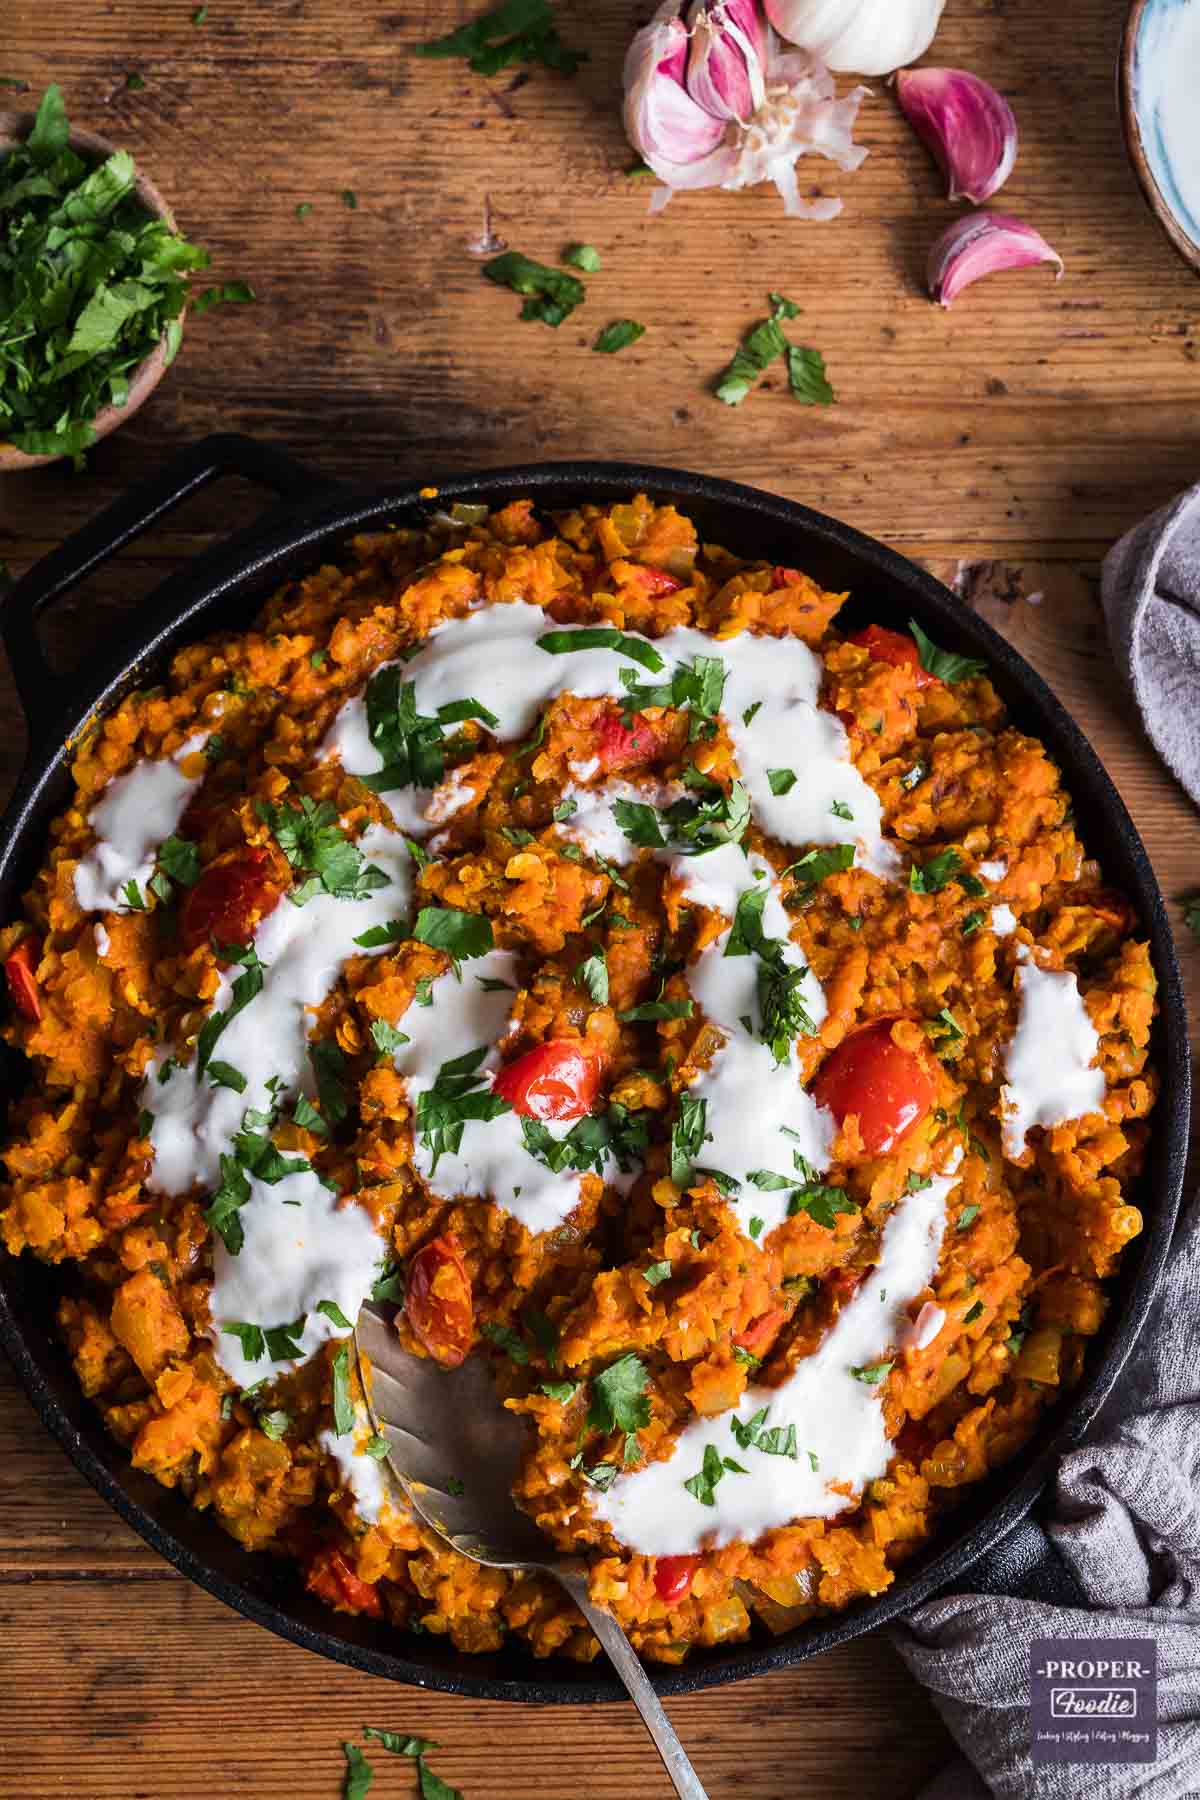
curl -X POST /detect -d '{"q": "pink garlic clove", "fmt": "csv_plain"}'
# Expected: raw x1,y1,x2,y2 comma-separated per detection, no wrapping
623,0,729,175
896,66,1018,203
928,211,1063,307
686,0,767,122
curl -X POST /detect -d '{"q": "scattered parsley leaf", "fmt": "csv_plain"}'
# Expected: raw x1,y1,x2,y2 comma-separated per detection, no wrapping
643,1260,672,1286
363,1729,440,1758
370,1017,409,1057
909,848,962,894
353,918,408,949
669,1093,708,1187
206,1059,246,1093
416,1046,510,1173
415,0,586,77
909,618,988,684
158,834,201,887
786,344,835,405
331,1340,355,1434
481,1321,529,1363
830,799,854,820
767,767,797,796
342,1742,374,1800
316,1298,354,1330
956,1203,981,1232
563,242,600,271
258,1409,290,1441
341,188,358,209
536,624,665,673
483,250,585,326
850,1360,894,1385
593,319,645,353
588,1353,650,1436
414,906,494,965
617,997,693,1023
192,281,255,313
540,1378,579,1403
575,949,609,1005
783,844,856,889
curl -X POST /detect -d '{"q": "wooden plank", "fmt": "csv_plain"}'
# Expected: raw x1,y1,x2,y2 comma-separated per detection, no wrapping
0,1578,948,1800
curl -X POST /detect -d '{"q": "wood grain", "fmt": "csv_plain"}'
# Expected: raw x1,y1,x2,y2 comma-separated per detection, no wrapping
0,0,1197,1794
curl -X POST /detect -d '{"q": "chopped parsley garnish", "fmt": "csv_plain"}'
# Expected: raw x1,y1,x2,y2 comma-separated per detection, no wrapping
723,883,815,1062
370,1018,409,1057
341,189,357,209
353,918,408,949
905,1171,932,1193
963,1300,984,1324
481,1321,529,1363
1006,1301,1035,1355
909,619,988,684
575,949,609,1005
611,797,665,848
563,242,601,271
292,1091,329,1135
909,848,962,894
926,1007,965,1046
206,1059,246,1093
483,250,586,326
536,624,665,673
730,1409,798,1459
783,844,856,889
258,795,388,903
956,1203,981,1232
684,1442,748,1505
617,652,727,742
222,1315,305,1364
583,1461,619,1490
733,1345,761,1369
316,1298,353,1329
311,1038,351,1124
520,1103,649,1178
476,974,514,993
830,799,854,820
742,700,763,726
552,796,578,822
196,944,264,1075
362,665,496,792
416,0,587,77
413,905,494,966
748,1217,764,1240
787,344,836,405
362,1729,440,1758
617,997,694,1023
748,1156,857,1230
372,1262,405,1305
122,878,147,911
593,319,645,353
669,1092,709,1187
0,86,222,462
415,1046,511,1173
258,1409,290,1441
158,834,201,888
540,1379,580,1403
192,281,255,314
769,291,801,319
331,1340,355,1434
364,1435,390,1459
850,1360,893,1385
961,910,986,936
587,1352,650,1436
643,1260,672,1286
341,1742,373,1800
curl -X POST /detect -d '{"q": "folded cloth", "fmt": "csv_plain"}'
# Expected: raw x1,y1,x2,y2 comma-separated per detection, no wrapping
1099,483,1200,806
891,494,1200,1797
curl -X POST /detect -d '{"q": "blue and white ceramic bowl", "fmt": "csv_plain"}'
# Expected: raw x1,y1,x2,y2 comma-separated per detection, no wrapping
1121,0,1200,274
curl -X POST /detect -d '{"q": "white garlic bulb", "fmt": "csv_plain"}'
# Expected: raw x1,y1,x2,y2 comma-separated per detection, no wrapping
764,0,947,76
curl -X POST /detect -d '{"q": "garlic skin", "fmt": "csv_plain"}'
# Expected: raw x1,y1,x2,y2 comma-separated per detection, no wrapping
928,211,1064,307
896,67,1018,204
764,0,946,76
623,0,869,217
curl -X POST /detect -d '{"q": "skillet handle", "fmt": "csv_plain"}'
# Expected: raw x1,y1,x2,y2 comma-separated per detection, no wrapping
946,1511,1088,1608
1,432,324,722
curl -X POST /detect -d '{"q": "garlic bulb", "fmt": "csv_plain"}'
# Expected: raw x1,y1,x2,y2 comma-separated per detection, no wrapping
623,0,869,217
764,0,946,76
896,67,1018,203
928,211,1063,306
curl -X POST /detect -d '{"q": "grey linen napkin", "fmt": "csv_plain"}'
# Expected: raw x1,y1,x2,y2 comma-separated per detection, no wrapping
891,492,1200,1797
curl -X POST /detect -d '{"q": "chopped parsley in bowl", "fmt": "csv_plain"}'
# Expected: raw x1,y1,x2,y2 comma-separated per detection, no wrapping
0,86,239,470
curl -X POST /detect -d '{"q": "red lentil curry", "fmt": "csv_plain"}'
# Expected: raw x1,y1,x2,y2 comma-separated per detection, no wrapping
0,495,1156,1663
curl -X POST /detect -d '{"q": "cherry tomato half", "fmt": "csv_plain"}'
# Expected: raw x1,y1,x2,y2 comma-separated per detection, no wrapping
639,567,685,597
305,1545,384,1618
405,1235,473,1369
654,1554,700,1604
847,625,939,691
732,1308,786,1357
180,848,284,953
595,707,665,774
812,1020,934,1159
492,1040,600,1122
4,938,41,1022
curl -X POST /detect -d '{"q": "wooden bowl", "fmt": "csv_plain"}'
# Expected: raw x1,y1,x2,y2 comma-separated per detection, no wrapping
0,113,184,471
1119,0,1200,277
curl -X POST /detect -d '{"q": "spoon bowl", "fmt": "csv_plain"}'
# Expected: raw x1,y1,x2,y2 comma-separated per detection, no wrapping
355,1302,709,1800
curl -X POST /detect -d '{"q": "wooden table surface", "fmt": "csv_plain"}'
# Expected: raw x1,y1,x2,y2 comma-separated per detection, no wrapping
1,1,1197,1795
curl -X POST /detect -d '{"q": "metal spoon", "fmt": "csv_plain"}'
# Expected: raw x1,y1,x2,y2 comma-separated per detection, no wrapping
355,1303,709,1800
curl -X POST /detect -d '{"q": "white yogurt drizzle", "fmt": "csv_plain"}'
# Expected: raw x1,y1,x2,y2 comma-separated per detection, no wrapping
73,733,208,914
990,903,1017,937
1000,953,1105,1158
593,1158,963,1554
318,1402,395,1525
209,1166,386,1388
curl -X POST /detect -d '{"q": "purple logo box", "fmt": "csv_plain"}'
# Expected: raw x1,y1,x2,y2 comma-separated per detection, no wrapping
1030,1637,1157,1765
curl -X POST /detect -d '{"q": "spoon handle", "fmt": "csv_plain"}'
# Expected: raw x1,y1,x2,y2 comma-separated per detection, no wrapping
556,1570,710,1800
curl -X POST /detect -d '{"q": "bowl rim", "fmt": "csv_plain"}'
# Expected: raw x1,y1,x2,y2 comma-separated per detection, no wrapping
0,453,1189,1701
1118,0,1200,278
0,109,183,472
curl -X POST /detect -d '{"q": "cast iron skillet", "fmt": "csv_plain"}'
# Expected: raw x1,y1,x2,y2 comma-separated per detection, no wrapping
0,434,1189,1701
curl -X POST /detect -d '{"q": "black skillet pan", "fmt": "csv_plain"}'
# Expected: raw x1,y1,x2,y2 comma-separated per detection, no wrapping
0,433,1189,1701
